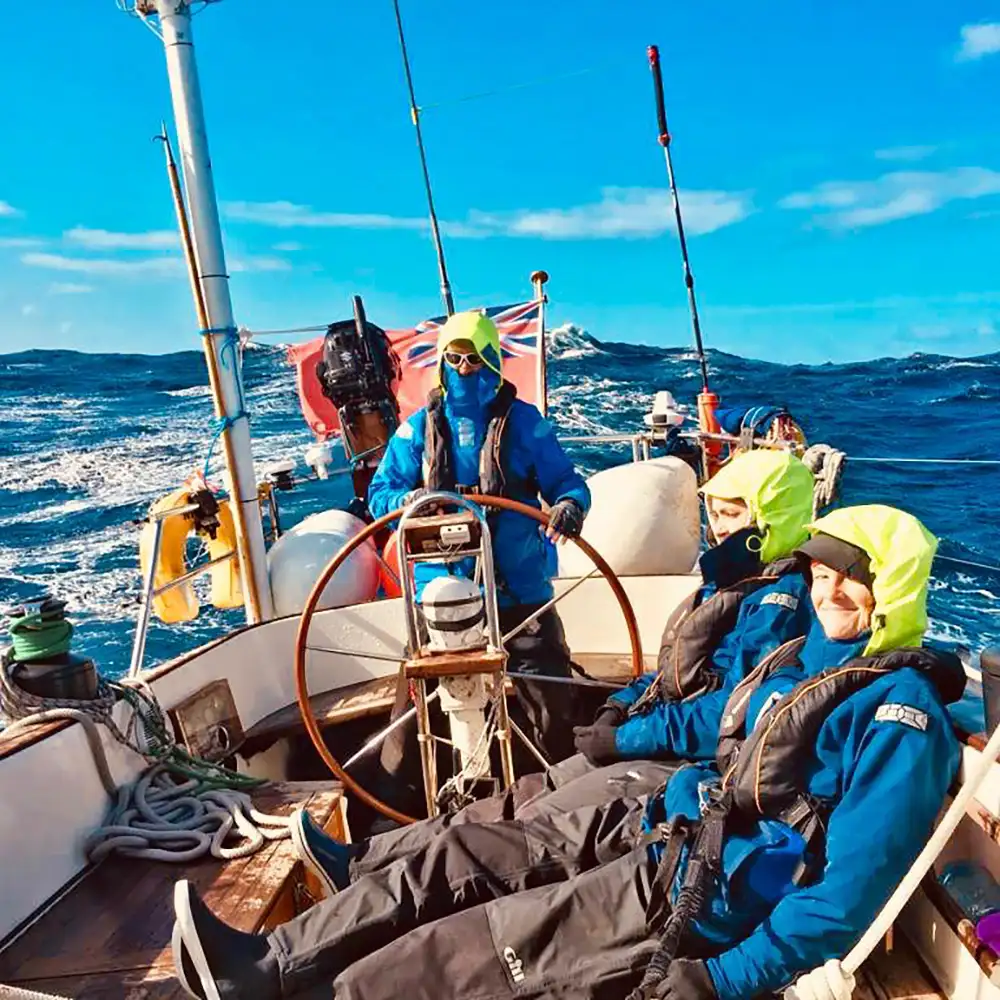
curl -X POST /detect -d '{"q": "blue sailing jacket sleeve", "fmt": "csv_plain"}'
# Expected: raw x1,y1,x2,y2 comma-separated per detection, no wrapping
611,575,812,761
367,413,425,518
607,672,656,710
522,409,591,513
706,672,960,1000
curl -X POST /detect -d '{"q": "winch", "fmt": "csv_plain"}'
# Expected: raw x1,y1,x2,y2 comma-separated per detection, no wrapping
2,595,97,712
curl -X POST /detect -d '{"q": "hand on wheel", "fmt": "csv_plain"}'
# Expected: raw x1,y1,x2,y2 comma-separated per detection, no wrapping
545,498,585,544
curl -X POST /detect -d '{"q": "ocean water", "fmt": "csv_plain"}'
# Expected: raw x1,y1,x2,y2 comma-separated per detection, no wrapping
1,328,998,684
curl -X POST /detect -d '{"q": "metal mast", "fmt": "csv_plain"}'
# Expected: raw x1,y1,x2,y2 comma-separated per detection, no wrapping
131,0,273,622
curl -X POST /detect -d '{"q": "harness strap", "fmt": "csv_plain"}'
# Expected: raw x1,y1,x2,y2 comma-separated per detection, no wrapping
630,801,729,1000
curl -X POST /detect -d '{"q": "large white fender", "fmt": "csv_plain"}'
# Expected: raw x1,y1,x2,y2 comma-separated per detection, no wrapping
267,509,379,617
558,457,700,578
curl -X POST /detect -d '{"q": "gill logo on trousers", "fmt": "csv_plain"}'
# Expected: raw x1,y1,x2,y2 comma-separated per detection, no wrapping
503,946,525,984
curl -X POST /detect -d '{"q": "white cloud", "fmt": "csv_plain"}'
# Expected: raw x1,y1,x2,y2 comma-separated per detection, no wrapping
0,200,21,218
59,321,73,335
780,167,1000,228
956,23,1000,62
49,282,94,295
24,251,290,277
0,237,44,248
22,252,183,276
272,241,305,252
224,201,427,231
65,227,179,250
229,255,293,273
225,187,751,241
21,304,36,316
874,145,937,162
468,188,751,239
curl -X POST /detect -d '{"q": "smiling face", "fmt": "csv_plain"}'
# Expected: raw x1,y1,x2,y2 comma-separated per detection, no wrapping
810,559,876,639
706,496,753,545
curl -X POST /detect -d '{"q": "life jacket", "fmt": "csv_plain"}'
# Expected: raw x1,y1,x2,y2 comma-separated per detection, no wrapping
715,639,965,835
628,556,800,715
421,382,535,500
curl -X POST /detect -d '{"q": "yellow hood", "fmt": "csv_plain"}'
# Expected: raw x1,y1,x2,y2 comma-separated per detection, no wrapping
702,450,814,563
435,311,504,387
806,504,938,654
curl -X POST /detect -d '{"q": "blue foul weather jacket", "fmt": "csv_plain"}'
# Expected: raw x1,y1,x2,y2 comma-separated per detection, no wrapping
645,616,962,1000
607,537,814,761
368,366,590,607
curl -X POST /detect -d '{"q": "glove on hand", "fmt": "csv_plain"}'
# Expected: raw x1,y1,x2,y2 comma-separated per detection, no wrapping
545,498,585,541
594,701,628,726
402,488,431,508
572,725,621,766
652,959,717,1000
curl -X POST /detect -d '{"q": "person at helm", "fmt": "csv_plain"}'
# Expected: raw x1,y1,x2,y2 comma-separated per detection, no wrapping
170,505,963,1000
304,449,819,878
367,310,591,769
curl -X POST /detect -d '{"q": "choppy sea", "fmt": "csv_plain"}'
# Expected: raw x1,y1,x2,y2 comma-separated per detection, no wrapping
1,327,998,706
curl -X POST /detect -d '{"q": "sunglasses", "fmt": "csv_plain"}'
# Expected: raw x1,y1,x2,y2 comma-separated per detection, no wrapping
443,350,485,370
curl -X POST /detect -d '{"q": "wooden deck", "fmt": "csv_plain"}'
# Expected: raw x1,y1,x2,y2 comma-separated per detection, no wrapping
0,780,345,999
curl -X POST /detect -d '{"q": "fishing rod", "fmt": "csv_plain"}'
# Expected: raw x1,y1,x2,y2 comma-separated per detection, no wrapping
647,44,722,474
391,0,455,317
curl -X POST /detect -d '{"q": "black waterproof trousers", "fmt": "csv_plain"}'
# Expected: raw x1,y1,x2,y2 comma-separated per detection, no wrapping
267,798,658,998
351,756,677,877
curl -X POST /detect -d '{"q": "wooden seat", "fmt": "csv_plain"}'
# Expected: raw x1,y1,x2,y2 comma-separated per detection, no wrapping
0,780,346,999
854,935,946,999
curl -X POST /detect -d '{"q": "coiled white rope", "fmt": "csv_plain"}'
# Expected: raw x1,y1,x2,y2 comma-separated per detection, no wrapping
802,443,847,518
0,657,290,863
84,763,289,864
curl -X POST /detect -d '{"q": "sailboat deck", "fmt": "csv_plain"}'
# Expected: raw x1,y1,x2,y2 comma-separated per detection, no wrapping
0,781,345,999
0,774,946,1000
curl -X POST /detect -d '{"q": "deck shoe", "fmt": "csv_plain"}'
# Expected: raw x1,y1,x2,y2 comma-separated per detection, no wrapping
289,805,354,896
172,879,280,1000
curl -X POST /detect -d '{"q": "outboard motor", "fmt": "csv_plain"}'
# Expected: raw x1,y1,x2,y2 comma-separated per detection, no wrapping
316,295,401,504
1,596,97,723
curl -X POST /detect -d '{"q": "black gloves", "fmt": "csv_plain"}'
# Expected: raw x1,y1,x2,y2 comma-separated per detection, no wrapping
594,701,628,727
652,960,717,1000
402,487,430,507
546,497,585,541
572,724,621,766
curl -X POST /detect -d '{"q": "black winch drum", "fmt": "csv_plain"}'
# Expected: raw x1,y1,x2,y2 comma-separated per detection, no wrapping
11,653,98,702
981,648,1000,735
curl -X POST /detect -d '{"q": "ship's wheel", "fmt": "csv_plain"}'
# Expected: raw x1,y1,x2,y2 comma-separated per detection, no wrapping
294,494,643,825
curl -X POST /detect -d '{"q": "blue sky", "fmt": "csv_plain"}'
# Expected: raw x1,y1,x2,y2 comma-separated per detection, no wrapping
1,2,999,364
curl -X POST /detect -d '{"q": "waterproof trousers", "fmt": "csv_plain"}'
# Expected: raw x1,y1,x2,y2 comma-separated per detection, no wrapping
351,756,677,878
268,798,656,998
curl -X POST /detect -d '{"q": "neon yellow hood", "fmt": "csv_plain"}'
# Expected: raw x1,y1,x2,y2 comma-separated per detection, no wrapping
701,450,814,563
436,311,504,387
806,504,937,655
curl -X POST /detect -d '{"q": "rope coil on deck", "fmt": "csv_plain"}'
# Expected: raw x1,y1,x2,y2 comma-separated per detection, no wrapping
0,654,290,863
802,443,846,518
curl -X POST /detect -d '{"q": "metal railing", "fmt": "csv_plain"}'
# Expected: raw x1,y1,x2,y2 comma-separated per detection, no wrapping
128,503,236,677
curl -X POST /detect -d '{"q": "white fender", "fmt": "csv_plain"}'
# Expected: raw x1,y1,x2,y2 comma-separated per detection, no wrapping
267,509,379,617
558,457,700,578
